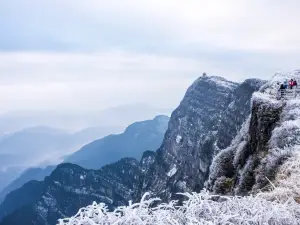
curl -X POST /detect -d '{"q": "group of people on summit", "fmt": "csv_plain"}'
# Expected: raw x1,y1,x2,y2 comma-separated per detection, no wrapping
278,79,298,90
277,79,298,99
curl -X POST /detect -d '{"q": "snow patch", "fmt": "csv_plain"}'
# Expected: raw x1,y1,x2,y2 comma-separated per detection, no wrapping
167,165,177,177
176,135,182,144
209,76,237,90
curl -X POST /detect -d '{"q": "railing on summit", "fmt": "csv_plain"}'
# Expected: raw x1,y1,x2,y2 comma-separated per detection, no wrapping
278,88,300,100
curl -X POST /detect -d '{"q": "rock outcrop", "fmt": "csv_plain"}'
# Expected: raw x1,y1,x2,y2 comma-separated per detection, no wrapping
141,76,265,201
208,71,300,195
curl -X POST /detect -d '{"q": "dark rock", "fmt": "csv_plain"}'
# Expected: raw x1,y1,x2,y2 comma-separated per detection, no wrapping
140,77,264,201
209,93,285,195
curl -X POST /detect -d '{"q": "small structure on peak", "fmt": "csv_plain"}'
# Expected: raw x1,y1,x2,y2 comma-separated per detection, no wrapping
202,72,207,77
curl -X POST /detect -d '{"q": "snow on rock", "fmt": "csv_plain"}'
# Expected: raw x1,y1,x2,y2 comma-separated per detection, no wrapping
260,70,300,94
167,165,177,177
175,135,182,144
208,76,238,90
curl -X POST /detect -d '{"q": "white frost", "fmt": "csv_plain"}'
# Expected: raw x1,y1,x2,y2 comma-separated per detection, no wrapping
176,135,182,144
209,76,237,90
167,165,177,177
58,190,300,225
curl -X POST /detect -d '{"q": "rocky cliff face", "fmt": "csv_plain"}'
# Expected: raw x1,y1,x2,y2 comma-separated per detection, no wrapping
217,79,266,149
141,76,265,201
208,71,300,195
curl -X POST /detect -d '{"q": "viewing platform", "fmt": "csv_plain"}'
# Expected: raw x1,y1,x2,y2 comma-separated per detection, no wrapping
277,88,300,100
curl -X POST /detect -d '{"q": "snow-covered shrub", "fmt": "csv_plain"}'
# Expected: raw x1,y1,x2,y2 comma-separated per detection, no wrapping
253,98,300,191
234,156,260,195
207,147,235,190
270,120,300,149
232,140,248,168
261,148,300,203
58,190,300,225
208,117,251,192
254,147,293,192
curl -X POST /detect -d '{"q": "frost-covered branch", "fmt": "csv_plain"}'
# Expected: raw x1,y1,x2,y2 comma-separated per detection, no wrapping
58,189,300,225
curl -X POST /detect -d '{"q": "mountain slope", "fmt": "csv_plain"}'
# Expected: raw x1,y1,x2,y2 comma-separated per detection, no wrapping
0,116,168,205
65,115,169,169
0,153,156,225
0,180,44,222
140,76,265,201
0,167,23,198
0,166,55,204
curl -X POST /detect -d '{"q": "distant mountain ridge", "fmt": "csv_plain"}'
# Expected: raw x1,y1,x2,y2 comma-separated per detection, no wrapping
0,116,169,206
0,125,123,193
0,166,55,204
0,103,171,134
65,115,169,169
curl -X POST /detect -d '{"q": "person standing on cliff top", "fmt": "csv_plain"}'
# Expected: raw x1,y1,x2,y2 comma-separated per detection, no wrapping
293,80,298,89
284,80,288,89
276,83,285,100
289,79,294,89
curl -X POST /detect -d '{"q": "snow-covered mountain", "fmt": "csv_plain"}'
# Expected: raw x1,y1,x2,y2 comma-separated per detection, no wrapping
0,75,271,225
140,76,265,201
57,72,300,224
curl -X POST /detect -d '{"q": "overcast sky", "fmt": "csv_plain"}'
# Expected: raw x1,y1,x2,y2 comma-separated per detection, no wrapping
1,0,300,115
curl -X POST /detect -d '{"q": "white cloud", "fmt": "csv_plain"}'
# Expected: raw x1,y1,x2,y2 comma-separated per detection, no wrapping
1,0,300,52
0,51,205,114
0,0,300,119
